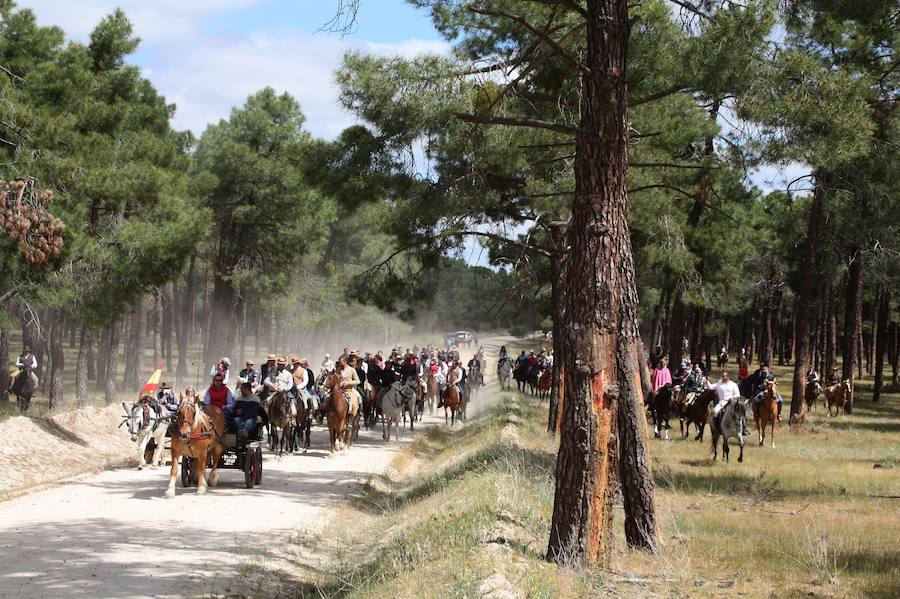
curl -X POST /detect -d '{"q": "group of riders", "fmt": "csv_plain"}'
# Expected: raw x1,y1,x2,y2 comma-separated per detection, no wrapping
496,346,553,390
126,344,490,442
650,343,844,436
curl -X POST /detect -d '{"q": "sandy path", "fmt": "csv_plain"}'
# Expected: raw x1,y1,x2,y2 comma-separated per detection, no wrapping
0,338,510,598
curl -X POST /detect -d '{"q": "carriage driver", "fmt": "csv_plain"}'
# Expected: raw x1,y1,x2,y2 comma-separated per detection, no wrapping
157,382,179,413
232,381,262,438
203,373,234,417
710,372,748,436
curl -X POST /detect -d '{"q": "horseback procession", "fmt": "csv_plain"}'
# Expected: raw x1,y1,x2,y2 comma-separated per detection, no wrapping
110,343,488,497
646,345,855,463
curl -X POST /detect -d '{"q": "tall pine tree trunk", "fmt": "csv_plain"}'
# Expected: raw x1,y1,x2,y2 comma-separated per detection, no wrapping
153,289,163,367
873,287,890,402
548,0,656,567
76,329,90,408
841,247,863,415
163,283,173,372
175,281,189,379
790,171,826,422
48,313,66,411
548,223,568,435
105,321,120,405
0,329,9,401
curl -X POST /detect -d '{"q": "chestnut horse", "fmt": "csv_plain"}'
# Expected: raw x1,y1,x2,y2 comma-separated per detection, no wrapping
443,369,461,425
823,379,853,416
322,371,352,453
537,368,552,401
164,399,225,497
753,380,778,447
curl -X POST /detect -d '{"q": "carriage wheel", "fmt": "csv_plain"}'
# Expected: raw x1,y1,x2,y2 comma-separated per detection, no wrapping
255,447,263,485
181,457,193,488
244,451,256,488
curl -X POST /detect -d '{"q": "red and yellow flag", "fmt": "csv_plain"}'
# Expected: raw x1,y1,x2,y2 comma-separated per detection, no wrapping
140,363,164,397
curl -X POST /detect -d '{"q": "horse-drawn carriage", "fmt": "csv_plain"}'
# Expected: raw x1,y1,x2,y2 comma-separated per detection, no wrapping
181,426,263,490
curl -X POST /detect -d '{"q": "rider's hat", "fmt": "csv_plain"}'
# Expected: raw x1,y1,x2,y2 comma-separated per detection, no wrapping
266,353,277,361
161,381,172,390
324,353,331,359
300,357,308,364
246,359,254,365
276,356,287,365
221,357,231,366
291,356,301,365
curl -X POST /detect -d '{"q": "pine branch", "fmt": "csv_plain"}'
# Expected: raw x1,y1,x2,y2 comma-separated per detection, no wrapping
522,0,588,19
453,112,576,135
469,7,591,76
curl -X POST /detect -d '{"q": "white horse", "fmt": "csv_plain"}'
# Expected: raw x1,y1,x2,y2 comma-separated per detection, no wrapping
122,400,169,469
709,398,748,463
498,359,512,391
381,379,417,442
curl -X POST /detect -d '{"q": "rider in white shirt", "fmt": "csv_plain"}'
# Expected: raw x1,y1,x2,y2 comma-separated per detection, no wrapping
710,372,747,435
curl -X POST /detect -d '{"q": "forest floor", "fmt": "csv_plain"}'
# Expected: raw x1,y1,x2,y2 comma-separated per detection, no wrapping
264,362,899,599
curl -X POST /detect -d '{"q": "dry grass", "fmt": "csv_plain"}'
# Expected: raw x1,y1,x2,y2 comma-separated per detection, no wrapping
244,364,898,598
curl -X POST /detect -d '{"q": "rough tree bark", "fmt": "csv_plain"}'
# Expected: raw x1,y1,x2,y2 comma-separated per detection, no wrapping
547,0,656,567
0,329,9,400
790,171,826,422
122,297,147,390
841,247,863,413
548,222,569,435
105,321,120,405
873,287,890,402
153,289,163,367
48,313,65,411
76,329,90,408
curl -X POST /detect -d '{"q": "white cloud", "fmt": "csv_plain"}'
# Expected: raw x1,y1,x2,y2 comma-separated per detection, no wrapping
16,1,449,139
367,38,450,57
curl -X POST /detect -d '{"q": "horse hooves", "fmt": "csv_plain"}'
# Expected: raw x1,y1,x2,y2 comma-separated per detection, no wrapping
738,457,743,463
164,488,175,498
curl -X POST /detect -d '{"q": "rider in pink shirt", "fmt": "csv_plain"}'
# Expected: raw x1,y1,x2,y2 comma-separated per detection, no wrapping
651,359,672,393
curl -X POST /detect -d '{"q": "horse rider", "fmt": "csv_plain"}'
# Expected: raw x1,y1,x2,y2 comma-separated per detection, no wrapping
753,375,784,421
467,354,484,386
351,351,368,399
264,356,295,409
806,366,821,394
238,360,258,386
825,366,839,386
321,353,334,378
210,357,231,386
8,347,39,393
230,381,260,438
401,350,418,383
710,372,747,435
335,356,361,415
737,349,749,380
515,350,528,372
680,364,707,408
203,372,234,417
438,361,463,408
651,358,672,395
291,356,310,411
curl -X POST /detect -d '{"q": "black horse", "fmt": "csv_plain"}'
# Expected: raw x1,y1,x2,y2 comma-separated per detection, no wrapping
10,361,38,413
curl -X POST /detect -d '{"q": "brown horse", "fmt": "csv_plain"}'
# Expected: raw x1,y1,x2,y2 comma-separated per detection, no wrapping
322,371,352,453
537,368,552,401
165,399,225,497
267,390,294,455
823,379,853,416
443,369,461,425
678,389,716,441
753,380,778,447
426,370,439,415
805,381,821,411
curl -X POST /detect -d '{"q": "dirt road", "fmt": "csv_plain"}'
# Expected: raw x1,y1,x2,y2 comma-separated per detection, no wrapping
0,338,511,598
